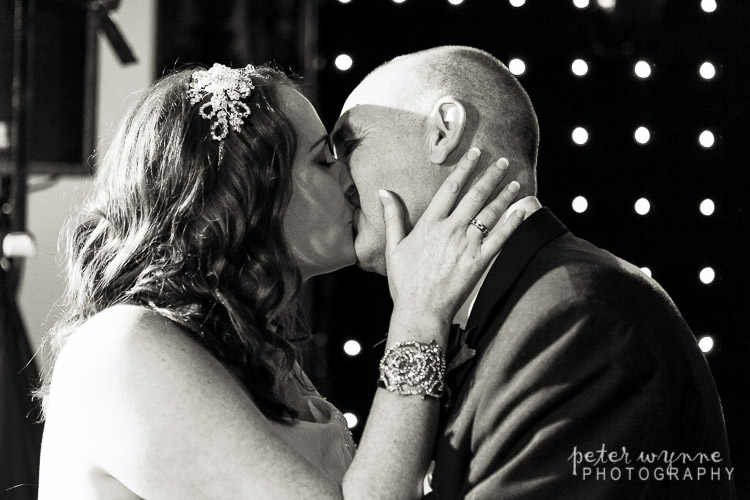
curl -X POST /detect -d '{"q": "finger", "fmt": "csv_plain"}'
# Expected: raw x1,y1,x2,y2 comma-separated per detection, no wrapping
451,158,510,223
421,147,482,221
466,180,521,242
480,208,526,258
379,189,406,257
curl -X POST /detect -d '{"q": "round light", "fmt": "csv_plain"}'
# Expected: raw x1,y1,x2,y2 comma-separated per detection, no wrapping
572,196,588,213
701,0,717,13
699,62,716,80
393,0,407,3
634,126,651,145
698,336,714,353
572,127,589,145
634,198,651,215
0,122,8,150
700,267,715,284
334,54,353,71
634,60,652,79
700,199,715,216
640,267,652,277
343,412,359,428
338,0,352,3
596,0,616,9
508,58,526,76
343,340,362,356
449,0,465,4
509,0,525,6
573,0,590,7
699,130,715,148
571,59,589,76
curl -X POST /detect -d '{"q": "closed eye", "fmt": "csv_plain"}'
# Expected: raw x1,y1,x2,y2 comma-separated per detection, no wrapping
336,138,362,158
316,150,336,168
331,123,362,159
315,137,338,168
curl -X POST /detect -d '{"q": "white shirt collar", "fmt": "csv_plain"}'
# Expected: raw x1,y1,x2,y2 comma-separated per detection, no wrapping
452,196,542,330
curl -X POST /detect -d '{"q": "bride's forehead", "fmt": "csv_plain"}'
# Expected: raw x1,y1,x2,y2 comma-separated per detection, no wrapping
275,86,312,114
274,86,325,135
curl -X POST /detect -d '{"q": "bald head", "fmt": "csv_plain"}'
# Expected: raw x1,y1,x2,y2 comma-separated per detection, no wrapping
337,46,540,274
344,46,540,195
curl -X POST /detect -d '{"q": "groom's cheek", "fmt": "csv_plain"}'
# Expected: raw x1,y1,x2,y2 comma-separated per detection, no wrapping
353,215,387,274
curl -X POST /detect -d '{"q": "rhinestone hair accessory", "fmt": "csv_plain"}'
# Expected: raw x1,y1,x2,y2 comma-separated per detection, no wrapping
187,63,259,162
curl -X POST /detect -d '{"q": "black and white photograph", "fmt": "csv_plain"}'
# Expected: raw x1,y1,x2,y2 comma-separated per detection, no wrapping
1,0,747,498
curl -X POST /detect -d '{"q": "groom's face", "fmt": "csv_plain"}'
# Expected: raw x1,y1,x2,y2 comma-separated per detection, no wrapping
333,74,445,275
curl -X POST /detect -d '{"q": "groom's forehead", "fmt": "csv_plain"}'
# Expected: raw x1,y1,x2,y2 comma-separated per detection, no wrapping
341,64,412,112
334,105,381,136
332,108,358,136
334,106,411,153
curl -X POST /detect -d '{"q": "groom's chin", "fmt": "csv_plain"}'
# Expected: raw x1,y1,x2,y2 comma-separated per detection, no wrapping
354,259,386,276
353,240,387,276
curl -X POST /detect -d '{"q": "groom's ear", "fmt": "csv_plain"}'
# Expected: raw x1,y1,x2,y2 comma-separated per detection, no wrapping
427,96,466,165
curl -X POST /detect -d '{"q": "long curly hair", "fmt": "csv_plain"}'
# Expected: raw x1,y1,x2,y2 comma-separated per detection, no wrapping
37,65,308,422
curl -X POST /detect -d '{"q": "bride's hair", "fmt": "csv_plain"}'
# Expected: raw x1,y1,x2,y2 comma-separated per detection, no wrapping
37,65,307,422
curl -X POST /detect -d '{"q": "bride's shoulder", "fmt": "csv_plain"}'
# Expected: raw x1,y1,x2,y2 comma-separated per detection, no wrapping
60,304,185,358
52,304,216,396
78,302,178,335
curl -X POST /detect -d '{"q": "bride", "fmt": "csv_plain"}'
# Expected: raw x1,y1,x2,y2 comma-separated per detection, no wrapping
37,63,523,499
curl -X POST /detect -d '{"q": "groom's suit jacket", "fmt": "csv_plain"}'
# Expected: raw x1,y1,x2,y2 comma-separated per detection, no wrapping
430,208,736,499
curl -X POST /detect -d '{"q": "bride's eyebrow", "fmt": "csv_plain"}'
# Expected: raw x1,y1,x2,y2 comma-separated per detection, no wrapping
309,135,329,153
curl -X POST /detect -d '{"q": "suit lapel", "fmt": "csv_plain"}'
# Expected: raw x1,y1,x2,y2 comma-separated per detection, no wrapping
442,208,568,414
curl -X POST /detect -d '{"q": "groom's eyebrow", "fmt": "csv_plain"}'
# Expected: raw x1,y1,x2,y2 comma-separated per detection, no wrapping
331,124,349,146
332,121,360,148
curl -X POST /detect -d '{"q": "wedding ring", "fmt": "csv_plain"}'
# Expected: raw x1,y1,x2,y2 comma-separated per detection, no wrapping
468,218,490,237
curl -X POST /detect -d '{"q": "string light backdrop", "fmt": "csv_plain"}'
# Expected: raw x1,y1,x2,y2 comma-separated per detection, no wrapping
311,0,750,494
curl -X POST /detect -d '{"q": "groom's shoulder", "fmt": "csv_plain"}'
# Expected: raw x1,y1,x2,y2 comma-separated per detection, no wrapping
519,230,679,319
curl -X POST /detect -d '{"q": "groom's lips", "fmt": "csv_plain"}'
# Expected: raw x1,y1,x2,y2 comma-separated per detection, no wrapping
352,207,361,236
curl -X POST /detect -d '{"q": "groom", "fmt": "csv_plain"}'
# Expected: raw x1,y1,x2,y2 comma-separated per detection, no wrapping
333,46,736,499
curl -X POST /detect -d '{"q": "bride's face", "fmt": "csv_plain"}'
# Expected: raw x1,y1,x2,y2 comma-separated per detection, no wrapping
278,86,357,280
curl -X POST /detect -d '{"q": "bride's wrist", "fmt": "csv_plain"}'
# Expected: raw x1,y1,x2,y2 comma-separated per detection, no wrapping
387,308,451,348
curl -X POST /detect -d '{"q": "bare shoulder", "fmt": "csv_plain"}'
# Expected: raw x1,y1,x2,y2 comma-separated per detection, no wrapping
56,304,215,382
45,304,339,498
51,303,246,415
61,303,192,356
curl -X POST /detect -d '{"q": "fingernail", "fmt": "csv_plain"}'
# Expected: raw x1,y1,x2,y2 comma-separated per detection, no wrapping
496,158,509,170
508,181,520,192
468,148,481,161
378,189,390,200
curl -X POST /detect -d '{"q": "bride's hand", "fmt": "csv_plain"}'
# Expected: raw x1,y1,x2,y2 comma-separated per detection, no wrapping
380,148,524,328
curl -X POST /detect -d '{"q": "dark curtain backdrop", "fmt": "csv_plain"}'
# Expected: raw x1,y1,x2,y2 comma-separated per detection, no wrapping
0,259,43,499
152,1,749,498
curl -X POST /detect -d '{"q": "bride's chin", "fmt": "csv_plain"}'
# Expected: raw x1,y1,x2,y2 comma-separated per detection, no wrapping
299,251,357,282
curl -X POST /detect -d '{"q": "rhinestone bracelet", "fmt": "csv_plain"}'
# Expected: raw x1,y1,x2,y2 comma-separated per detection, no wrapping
378,340,446,399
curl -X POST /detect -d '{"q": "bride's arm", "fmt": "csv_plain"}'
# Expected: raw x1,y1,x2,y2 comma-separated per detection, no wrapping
344,150,522,499
56,149,522,500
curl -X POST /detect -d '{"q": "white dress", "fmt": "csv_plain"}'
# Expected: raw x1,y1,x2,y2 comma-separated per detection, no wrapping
272,394,356,484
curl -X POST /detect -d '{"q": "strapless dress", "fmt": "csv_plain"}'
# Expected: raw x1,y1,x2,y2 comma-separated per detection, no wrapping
272,395,356,483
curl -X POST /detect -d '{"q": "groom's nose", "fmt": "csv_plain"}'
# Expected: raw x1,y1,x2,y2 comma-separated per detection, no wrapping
332,160,360,208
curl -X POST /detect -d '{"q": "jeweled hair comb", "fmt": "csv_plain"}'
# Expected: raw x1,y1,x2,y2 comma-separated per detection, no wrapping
187,63,260,162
